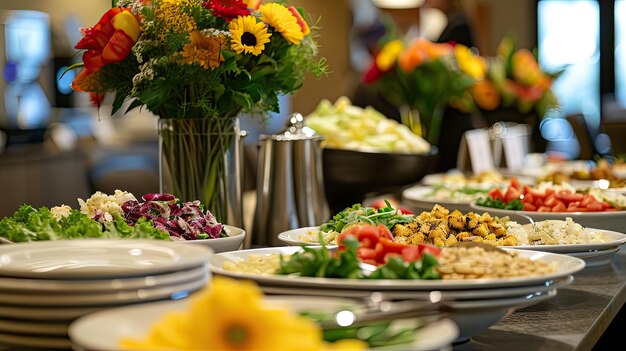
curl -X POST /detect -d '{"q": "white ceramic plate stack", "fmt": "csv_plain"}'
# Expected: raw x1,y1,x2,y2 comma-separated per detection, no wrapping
209,246,585,342
0,239,213,350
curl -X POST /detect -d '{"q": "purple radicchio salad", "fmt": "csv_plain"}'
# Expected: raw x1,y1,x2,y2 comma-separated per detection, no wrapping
121,193,226,240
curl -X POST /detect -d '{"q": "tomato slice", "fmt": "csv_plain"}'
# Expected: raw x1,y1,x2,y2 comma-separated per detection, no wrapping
600,201,614,209
552,201,567,213
379,238,407,253
586,202,604,212
401,246,421,262
543,194,558,207
510,177,521,190
523,202,537,211
504,186,522,203
537,206,552,212
555,191,583,203
419,244,442,256
357,247,376,261
523,192,535,204
489,188,505,201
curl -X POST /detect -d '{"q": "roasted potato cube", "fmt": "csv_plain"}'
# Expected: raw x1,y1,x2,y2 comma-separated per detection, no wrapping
433,237,445,247
392,224,413,238
480,212,493,222
428,227,447,240
444,235,458,247
407,232,427,245
431,204,449,218
472,223,490,237
465,214,479,229
448,214,466,230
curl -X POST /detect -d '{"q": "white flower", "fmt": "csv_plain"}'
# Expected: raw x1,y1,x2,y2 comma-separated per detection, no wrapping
77,190,137,222
50,205,72,221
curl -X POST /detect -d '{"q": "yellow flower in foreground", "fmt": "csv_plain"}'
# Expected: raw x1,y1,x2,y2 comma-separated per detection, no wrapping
376,40,404,71
120,277,367,351
229,16,271,56
182,31,226,69
260,3,304,44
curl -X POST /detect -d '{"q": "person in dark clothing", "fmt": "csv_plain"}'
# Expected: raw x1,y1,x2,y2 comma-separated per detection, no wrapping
425,0,476,48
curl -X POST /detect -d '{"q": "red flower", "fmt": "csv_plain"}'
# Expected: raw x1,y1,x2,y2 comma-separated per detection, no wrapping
71,7,141,96
203,0,250,22
363,59,383,84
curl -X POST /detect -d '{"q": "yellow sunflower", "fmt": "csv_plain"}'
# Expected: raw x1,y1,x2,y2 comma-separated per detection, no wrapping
119,277,367,351
259,3,304,45
229,16,271,56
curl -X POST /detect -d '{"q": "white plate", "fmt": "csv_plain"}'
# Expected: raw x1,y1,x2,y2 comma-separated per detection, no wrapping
0,239,212,279
277,226,335,246
177,225,245,253
0,332,71,349
402,185,483,213
0,277,208,306
421,172,534,187
567,246,621,267
0,265,207,293
470,202,626,233
260,275,574,301
511,228,626,253
0,318,68,336
209,246,585,290
69,296,459,351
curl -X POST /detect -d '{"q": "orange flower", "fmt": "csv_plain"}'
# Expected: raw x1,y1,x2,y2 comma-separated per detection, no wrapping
512,48,543,86
182,31,226,69
398,39,428,72
471,80,501,110
423,42,453,60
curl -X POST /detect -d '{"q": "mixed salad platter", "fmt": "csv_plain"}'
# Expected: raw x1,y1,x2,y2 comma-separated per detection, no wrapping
0,190,235,244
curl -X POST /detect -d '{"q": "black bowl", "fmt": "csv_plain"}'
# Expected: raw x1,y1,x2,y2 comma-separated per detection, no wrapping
322,147,439,213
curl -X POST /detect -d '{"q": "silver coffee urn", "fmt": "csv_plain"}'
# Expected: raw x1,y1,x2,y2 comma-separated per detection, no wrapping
251,113,330,247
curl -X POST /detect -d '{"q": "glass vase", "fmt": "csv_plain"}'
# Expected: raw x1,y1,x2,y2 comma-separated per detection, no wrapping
158,117,244,227
400,104,445,146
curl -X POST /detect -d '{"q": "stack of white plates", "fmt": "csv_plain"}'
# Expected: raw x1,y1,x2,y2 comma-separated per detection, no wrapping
0,239,212,350
209,246,585,342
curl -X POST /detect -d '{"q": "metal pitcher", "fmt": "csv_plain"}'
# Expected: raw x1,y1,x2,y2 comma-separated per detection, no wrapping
251,113,330,247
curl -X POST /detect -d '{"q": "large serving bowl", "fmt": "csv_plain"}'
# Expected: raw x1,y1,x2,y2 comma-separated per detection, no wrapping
322,147,439,213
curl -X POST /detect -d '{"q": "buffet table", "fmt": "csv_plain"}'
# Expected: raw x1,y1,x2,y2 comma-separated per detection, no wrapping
455,246,626,351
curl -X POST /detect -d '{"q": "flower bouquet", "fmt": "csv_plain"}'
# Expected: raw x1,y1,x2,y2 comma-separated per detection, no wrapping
68,0,327,223
469,36,563,119
363,38,475,145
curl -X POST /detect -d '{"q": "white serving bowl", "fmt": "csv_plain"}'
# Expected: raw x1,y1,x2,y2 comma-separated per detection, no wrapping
177,225,245,253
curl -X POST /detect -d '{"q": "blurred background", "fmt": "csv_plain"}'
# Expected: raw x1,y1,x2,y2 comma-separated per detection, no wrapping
1,0,626,217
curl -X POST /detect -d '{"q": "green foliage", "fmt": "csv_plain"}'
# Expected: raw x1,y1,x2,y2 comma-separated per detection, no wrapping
319,201,414,234
0,205,169,243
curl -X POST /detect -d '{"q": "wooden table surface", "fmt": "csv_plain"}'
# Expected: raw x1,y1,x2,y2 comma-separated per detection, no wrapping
454,246,626,351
